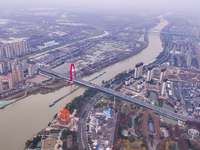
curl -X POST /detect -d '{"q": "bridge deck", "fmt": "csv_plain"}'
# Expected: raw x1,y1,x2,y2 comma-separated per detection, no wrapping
39,68,199,122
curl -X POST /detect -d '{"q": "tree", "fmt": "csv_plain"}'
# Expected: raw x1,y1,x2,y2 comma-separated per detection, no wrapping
169,124,174,137
179,135,189,150
62,129,71,139
175,124,181,137
128,135,135,142
194,145,200,150
25,140,32,147
63,139,67,149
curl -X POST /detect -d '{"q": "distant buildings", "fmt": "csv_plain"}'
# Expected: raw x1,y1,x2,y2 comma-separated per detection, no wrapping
0,42,28,58
0,79,3,93
0,62,5,74
185,50,192,67
134,62,143,79
181,46,184,57
22,59,27,71
172,45,176,57
11,62,16,72
37,40,59,50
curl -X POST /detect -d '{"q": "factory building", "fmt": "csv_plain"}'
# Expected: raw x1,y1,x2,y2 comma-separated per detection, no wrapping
159,67,166,83
134,62,143,79
161,76,168,96
146,65,154,82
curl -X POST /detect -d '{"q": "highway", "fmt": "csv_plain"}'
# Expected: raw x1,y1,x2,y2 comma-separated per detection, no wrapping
78,94,100,150
39,67,200,123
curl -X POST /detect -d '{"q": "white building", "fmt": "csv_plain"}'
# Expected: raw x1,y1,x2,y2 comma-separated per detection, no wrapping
28,64,34,78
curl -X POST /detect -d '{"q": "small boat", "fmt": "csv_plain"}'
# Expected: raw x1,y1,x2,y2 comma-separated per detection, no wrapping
49,104,54,107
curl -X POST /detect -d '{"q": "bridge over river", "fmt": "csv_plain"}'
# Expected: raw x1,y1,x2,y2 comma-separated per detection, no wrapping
39,67,200,123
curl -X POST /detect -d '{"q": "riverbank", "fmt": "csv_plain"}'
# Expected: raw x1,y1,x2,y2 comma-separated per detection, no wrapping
83,40,149,76
0,90,27,109
0,15,169,150
0,79,73,109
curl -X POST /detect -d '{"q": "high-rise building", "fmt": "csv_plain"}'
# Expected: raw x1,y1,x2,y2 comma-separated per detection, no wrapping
0,42,28,58
28,64,34,78
161,76,168,96
21,59,27,71
8,73,14,89
0,62,5,74
134,62,143,79
0,79,3,93
194,43,200,67
22,42,28,54
186,50,192,67
11,62,16,72
146,65,154,82
180,46,184,57
7,62,12,71
13,43,21,56
5,45,14,58
17,69,24,81
12,71,19,83
14,58,19,65
0,46,5,57
172,45,176,57
159,67,166,83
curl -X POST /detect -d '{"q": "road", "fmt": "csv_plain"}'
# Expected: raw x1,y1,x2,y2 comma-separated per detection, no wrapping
38,67,200,123
78,94,100,150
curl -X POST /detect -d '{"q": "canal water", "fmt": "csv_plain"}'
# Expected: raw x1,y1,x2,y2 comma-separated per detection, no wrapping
0,15,172,150
148,91,177,125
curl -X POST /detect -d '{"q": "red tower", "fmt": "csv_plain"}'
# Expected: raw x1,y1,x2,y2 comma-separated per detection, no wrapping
58,109,71,124
70,63,76,81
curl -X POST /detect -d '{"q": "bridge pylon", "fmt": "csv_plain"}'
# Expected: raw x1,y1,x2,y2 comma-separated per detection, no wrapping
70,63,76,81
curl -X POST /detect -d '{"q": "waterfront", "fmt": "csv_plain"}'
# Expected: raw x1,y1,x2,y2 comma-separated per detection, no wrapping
0,15,169,150
148,91,177,125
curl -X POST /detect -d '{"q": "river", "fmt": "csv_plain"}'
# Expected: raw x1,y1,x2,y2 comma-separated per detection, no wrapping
0,15,169,150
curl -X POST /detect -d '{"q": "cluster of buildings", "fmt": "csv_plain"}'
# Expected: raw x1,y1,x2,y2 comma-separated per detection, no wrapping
37,40,59,50
88,108,117,150
28,108,78,150
0,42,28,58
0,58,35,93
170,43,194,68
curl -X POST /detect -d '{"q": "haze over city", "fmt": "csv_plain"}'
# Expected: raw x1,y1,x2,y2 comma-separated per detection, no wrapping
1,0,200,150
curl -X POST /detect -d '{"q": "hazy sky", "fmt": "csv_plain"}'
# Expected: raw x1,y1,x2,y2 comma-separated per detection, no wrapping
0,0,199,14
